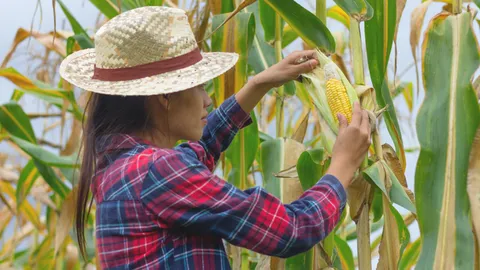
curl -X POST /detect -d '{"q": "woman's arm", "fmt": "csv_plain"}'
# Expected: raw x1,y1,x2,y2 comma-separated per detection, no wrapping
141,151,346,258
235,50,319,113
178,50,320,170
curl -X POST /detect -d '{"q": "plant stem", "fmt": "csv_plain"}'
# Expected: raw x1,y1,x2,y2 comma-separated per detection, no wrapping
316,0,327,24
349,16,373,270
356,200,372,270
350,19,365,85
274,13,284,138
453,0,462,14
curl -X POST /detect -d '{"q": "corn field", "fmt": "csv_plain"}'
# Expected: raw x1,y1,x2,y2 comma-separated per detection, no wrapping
0,0,479,269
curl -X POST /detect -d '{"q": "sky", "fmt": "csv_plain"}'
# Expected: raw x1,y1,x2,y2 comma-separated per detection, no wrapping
0,0,478,266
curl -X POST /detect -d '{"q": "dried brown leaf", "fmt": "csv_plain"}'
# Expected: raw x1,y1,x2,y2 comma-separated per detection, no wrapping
382,144,416,205
410,0,432,96
394,0,407,41
347,175,370,222
291,109,310,143
55,186,77,254
376,197,401,270
255,255,271,270
1,28,66,68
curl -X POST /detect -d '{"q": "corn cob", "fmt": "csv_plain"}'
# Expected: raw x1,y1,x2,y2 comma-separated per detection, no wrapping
324,63,352,124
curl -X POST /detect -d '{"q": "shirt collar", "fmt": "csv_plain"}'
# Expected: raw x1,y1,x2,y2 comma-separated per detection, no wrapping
95,133,152,155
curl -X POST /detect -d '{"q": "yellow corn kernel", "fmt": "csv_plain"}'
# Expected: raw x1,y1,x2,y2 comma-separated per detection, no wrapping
325,78,352,124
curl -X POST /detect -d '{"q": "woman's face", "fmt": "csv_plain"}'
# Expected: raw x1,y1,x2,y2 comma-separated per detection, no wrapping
160,83,212,143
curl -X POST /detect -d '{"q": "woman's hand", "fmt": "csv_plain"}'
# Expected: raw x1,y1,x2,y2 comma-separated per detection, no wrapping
252,50,319,89
236,50,319,113
326,102,371,189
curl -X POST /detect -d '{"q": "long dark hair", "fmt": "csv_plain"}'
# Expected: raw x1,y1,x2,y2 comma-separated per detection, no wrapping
75,92,156,261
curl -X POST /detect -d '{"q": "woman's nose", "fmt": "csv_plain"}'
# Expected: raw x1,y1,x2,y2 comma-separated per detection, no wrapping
204,93,212,108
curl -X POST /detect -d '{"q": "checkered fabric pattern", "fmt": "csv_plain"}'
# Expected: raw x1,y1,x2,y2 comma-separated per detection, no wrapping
92,95,347,269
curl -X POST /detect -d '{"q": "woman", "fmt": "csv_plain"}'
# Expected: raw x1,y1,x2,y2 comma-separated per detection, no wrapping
60,6,371,270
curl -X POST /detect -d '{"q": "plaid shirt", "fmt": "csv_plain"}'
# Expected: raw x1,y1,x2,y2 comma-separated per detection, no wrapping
92,95,347,270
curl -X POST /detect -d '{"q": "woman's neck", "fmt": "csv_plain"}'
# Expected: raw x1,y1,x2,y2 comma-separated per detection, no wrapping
133,129,177,149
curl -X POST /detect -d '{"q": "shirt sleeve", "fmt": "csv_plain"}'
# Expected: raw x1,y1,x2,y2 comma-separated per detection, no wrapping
174,94,252,171
140,151,347,258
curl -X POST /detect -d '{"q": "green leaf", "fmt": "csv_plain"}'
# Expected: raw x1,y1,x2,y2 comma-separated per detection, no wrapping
382,160,416,214
16,160,40,208
259,138,284,198
246,2,276,74
415,12,479,269
33,159,70,199
144,0,164,6
263,0,335,54
399,238,421,270
0,101,36,143
89,0,119,19
327,5,350,28
346,217,384,241
10,89,24,101
259,0,276,43
57,0,94,48
296,148,327,191
365,0,406,169
10,135,79,168
390,204,410,263
334,235,355,270
372,186,384,222
226,112,259,189
281,24,298,48
333,0,373,21
362,161,416,213
211,12,255,105
67,34,94,55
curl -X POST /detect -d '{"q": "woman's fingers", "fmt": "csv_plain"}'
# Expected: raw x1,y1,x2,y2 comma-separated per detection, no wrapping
350,102,362,127
360,110,371,141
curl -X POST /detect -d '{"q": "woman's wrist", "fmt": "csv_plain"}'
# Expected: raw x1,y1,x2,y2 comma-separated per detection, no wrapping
325,160,356,189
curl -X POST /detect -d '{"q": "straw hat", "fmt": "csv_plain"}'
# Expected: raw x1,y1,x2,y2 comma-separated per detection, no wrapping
59,6,238,96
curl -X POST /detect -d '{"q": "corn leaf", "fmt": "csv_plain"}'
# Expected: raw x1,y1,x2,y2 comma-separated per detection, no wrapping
327,5,350,28
55,187,77,255
258,0,276,43
0,102,36,143
281,139,311,269
89,0,119,18
468,127,480,264
57,0,94,48
211,12,255,106
362,161,416,213
334,235,354,270
10,136,79,168
16,160,40,208
415,12,480,269
263,0,335,54
333,0,373,21
0,181,44,231
399,238,421,270
10,89,24,101
365,0,406,171
296,148,328,191
245,2,296,96
259,138,283,198
226,113,259,189
282,24,298,48
246,2,276,74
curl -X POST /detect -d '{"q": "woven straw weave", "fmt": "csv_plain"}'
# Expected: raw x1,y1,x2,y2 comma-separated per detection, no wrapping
59,6,238,96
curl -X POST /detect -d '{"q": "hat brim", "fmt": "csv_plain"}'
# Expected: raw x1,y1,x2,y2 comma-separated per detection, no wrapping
59,49,239,96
